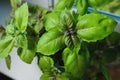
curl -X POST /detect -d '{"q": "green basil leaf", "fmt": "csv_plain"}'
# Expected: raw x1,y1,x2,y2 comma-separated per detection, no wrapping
6,24,15,35
76,0,87,15
37,29,65,55
17,47,35,64
44,12,61,31
88,0,113,7
15,3,28,33
34,21,43,34
54,0,74,11
38,56,54,72
16,34,27,48
64,35,81,52
56,74,69,80
40,72,55,80
0,36,14,58
5,55,11,70
63,46,89,79
76,13,117,42
100,64,112,80
60,9,75,29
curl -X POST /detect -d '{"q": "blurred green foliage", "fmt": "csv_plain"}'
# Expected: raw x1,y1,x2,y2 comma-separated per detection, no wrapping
100,0,120,15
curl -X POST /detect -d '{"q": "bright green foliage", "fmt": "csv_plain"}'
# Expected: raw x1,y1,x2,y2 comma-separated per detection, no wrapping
76,0,87,15
0,0,118,80
38,56,54,72
0,36,14,58
88,0,113,7
16,34,27,48
63,47,89,79
54,0,74,11
77,13,117,42
44,12,60,31
37,29,65,55
6,24,16,35
17,47,35,64
40,72,55,80
15,3,28,33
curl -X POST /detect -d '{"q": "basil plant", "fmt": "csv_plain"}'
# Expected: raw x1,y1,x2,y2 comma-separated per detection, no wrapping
0,0,118,80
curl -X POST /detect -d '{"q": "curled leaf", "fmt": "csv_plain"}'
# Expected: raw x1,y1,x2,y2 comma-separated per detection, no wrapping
17,47,35,64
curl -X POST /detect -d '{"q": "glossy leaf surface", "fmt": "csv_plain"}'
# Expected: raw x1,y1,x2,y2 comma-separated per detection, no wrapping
37,29,65,55
76,0,87,15
44,12,60,31
63,47,89,79
77,13,117,42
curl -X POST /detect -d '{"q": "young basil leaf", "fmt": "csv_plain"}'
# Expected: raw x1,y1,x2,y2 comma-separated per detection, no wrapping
6,24,15,35
54,0,74,11
56,74,70,80
5,55,11,70
76,0,88,15
88,0,113,7
64,35,80,52
15,3,28,33
63,47,89,79
40,72,55,80
38,56,54,73
34,21,43,34
44,12,61,31
0,36,14,58
100,64,112,80
37,29,65,55
16,34,27,48
76,13,117,42
17,47,35,64
60,9,75,29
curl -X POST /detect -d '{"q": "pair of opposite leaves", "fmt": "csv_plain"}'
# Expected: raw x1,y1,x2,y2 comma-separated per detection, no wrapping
37,10,117,55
